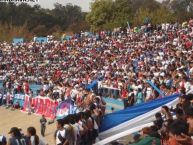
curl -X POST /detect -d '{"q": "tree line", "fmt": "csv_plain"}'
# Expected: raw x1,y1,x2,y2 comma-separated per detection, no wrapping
0,3,89,41
87,0,193,31
0,0,193,41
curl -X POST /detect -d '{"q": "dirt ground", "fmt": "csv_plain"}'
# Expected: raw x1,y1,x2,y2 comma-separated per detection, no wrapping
0,107,56,145
0,107,133,145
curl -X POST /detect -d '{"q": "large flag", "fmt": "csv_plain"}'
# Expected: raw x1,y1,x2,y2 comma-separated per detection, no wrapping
99,94,180,141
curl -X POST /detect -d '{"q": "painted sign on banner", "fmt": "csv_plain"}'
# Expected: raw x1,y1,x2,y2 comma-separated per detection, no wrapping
13,94,25,107
56,100,78,119
13,38,24,45
22,96,58,119
35,37,47,43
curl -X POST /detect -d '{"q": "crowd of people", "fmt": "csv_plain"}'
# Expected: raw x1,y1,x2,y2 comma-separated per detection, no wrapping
0,104,104,145
126,94,193,145
0,18,193,145
0,126,48,145
0,20,193,109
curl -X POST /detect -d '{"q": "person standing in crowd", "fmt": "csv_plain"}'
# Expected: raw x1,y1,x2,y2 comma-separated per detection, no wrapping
7,127,30,145
63,116,75,145
167,120,193,145
27,126,47,145
54,119,66,145
186,107,193,136
40,115,47,137
135,88,144,105
0,134,6,145
129,127,161,145
0,91,3,106
161,106,173,120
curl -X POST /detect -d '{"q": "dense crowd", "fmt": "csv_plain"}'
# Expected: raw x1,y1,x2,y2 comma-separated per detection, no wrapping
0,21,193,109
0,19,193,145
126,94,193,145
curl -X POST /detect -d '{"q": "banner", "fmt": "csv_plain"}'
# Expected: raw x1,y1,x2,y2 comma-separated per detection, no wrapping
13,94,25,107
56,100,78,119
13,38,24,45
22,95,30,112
35,37,47,43
22,96,58,119
99,93,180,138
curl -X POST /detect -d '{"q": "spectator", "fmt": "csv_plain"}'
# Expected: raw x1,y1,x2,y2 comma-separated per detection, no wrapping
154,112,164,130
168,120,192,145
40,115,47,137
7,127,30,145
64,116,75,145
0,135,6,145
55,119,66,145
185,107,193,136
175,108,185,121
129,127,161,145
161,106,173,120
27,127,47,145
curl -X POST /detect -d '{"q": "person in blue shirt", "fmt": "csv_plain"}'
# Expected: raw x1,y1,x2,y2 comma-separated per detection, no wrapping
136,88,144,104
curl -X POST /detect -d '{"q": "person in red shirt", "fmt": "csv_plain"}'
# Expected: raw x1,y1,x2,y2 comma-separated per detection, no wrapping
167,120,193,145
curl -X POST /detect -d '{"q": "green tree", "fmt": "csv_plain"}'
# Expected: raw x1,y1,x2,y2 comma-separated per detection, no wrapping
152,6,176,24
133,8,152,26
0,2,86,41
169,0,193,21
110,0,132,29
86,0,114,31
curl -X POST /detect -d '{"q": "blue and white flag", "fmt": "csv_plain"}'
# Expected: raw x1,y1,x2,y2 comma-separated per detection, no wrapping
99,94,180,141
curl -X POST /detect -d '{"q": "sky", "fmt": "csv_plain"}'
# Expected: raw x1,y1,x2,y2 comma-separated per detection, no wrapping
30,0,163,12
30,0,93,12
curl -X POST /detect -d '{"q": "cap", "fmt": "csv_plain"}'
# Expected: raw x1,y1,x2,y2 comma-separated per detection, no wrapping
8,127,20,134
18,127,22,131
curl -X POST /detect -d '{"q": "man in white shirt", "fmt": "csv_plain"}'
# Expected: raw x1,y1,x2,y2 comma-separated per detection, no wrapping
186,79,193,95
55,119,66,145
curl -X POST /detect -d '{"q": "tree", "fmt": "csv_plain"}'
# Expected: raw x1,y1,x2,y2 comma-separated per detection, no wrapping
133,8,152,26
168,0,193,22
0,2,86,41
151,6,176,24
86,0,115,31
32,25,47,36
131,0,160,13
110,0,132,28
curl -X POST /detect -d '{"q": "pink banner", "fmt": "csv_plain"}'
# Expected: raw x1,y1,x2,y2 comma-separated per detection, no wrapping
22,96,58,119
22,95,30,112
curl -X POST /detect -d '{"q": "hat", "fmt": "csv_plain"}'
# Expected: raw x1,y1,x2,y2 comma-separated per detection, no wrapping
8,127,20,134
